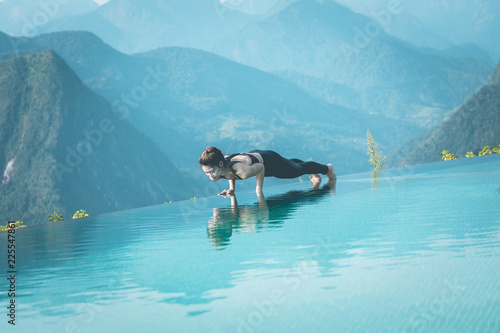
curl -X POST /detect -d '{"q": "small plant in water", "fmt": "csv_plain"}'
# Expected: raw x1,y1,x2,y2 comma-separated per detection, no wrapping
72,209,89,219
48,211,64,223
0,221,26,232
366,129,386,173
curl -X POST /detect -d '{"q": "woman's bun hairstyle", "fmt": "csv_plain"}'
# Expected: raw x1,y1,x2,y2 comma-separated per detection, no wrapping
199,146,226,167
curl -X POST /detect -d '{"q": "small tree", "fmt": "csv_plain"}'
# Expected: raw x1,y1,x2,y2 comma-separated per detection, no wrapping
366,129,386,173
441,150,457,161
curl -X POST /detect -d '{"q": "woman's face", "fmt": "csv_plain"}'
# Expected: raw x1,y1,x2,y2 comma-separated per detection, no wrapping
202,164,223,181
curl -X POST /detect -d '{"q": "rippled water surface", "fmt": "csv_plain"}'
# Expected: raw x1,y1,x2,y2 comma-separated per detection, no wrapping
1,155,500,332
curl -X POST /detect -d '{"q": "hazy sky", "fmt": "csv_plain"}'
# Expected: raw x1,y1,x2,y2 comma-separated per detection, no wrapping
91,0,280,14
221,0,280,14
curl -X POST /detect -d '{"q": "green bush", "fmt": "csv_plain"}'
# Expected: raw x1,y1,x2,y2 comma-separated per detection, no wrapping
442,144,500,160
48,211,64,223
72,209,89,219
478,145,500,156
441,150,457,161
0,221,26,232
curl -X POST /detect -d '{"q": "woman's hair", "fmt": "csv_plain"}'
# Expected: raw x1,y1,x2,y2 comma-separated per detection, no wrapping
199,146,226,167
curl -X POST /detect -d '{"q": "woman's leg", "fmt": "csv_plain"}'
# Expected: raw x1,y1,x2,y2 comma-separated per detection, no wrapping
290,160,329,177
259,151,329,179
291,158,337,183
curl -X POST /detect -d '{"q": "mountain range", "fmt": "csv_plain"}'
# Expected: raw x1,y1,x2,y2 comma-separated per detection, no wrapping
0,0,498,222
2,0,494,129
0,30,423,181
38,0,256,54
0,50,200,225
22,0,499,63
336,0,500,61
0,0,98,36
210,0,494,127
390,60,500,166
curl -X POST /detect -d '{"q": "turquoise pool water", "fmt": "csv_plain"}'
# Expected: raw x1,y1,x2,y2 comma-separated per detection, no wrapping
1,155,499,332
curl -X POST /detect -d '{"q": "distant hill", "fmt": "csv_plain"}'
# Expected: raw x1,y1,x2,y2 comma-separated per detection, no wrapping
336,0,500,61
210,0,493,127
389,61,500,167
0,30,133,78
37,0,256,54
442,44,494,67
491,63,500,85
380,13,452,52
276,70,361,110
0,30,424,178
0,50,200,225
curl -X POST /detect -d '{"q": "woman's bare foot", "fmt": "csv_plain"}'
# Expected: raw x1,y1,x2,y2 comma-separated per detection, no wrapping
326,164,337,181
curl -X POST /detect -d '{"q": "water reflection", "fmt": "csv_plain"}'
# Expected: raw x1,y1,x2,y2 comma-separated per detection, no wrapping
371,170,382,191
207,181,337,248
2,163,499,332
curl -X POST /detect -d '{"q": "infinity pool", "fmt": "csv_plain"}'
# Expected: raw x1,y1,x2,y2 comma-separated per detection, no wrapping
2,155,499,332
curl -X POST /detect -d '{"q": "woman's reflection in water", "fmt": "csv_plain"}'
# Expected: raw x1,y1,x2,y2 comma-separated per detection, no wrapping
207,180,336,249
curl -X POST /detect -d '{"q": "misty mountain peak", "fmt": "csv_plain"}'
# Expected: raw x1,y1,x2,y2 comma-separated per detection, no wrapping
33,30,115,57
0,49,199,223
4,49,83,94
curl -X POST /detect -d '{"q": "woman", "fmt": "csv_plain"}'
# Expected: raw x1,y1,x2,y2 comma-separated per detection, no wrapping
199,147,336,196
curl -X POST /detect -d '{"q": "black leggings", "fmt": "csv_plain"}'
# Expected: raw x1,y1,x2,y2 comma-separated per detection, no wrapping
250,150,329,179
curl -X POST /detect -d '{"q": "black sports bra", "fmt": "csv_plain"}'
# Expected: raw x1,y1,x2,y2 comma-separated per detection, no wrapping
221,153,260,180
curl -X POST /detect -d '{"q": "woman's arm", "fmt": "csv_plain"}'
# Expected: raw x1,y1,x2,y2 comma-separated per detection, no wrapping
235,162,265,193
255,165,265,194
237,162,264,180
218,179,236,197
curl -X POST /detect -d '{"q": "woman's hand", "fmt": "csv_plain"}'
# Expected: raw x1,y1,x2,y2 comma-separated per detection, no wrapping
218,189,235,197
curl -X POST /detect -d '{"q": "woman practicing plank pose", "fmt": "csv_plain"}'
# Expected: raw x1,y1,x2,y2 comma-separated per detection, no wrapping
199,147,336,196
